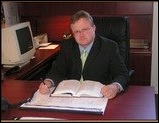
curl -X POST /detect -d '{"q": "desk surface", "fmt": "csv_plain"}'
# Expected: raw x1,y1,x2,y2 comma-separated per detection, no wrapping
2,46,60,80
1,80,156,121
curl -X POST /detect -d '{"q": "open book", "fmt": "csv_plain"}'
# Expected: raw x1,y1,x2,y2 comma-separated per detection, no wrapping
51,80,105,97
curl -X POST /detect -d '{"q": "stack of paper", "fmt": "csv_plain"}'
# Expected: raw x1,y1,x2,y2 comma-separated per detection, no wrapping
20,90,108,115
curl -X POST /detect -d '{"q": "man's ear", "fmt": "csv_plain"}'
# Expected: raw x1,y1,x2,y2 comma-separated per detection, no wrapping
93,25,96,32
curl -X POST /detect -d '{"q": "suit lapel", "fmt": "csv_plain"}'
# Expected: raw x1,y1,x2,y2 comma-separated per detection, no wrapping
72,42,82,78
83,37,101,72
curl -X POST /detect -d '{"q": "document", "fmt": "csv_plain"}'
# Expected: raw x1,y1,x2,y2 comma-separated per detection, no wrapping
51,80,105,97
20,89,108,115
39,44,59,49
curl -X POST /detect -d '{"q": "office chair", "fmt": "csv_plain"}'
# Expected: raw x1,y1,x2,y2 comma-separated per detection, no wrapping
93,16,134,77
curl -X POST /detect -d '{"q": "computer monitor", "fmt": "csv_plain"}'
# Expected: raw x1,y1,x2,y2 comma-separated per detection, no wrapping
2,22,36,67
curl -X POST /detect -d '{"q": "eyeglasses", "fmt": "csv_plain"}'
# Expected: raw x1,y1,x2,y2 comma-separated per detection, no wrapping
73,27,91,36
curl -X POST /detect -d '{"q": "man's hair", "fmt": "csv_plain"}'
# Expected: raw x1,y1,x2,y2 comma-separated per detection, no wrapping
70,10,94,26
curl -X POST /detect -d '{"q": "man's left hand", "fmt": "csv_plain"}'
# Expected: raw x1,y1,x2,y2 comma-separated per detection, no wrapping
101,83,119,99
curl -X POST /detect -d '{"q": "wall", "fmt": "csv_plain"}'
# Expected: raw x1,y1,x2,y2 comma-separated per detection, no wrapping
151,2,158,94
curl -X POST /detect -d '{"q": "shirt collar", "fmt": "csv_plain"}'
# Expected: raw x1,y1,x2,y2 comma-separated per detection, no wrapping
79,41,94,54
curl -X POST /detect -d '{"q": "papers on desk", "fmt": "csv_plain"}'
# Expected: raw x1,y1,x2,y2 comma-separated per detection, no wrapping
39,44,59,49
39,42,52,47
20,89,108,115
14,117,65,120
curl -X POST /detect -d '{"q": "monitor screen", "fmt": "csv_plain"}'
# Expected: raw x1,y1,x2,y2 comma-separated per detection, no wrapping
16,27,34,54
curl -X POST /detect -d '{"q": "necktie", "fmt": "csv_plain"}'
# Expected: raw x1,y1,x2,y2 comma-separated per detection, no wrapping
80,49,88,82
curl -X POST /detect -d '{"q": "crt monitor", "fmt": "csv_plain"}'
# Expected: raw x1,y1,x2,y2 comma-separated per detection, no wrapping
2,22,36,67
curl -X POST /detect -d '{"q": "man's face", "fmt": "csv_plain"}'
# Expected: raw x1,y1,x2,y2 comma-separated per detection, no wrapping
70,18,96,48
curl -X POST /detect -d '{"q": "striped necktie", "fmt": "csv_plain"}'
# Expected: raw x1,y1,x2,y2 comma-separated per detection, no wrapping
80,49,88,82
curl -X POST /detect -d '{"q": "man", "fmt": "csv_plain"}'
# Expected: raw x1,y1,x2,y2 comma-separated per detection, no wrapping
39,10,129,99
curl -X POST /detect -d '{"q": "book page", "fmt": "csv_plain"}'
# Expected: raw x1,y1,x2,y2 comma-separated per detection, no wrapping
51,80,80,96
75,80,105,97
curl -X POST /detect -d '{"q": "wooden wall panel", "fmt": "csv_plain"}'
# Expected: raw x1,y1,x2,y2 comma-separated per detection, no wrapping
37,16,71,41
116,2,153,15
18,2,153,42
18,2,117,16
129,15,152,40
129,52,151,86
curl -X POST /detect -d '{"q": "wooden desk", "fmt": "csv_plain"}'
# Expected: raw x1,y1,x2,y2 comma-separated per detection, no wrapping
1,80,156,121
2,46,60,80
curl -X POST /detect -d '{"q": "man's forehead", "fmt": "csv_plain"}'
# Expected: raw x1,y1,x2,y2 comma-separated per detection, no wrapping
70,18,91,29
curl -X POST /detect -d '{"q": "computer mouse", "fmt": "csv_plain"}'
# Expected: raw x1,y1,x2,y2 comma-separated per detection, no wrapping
1,96,9,111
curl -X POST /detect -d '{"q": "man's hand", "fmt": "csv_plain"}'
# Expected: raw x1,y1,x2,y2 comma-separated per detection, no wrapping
38,80,52,94
100,83,120,99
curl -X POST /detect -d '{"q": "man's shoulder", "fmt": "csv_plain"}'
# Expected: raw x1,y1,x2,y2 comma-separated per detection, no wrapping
61,37,76,45
60,37,78,49
97,35,118,46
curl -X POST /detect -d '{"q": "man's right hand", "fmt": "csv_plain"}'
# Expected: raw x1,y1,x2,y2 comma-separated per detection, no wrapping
38,80,52,94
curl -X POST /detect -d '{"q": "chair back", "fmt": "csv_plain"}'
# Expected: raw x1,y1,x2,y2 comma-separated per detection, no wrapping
93,16,130,67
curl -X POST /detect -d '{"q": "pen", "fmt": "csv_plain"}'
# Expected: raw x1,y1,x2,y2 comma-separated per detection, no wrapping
40,78,49,89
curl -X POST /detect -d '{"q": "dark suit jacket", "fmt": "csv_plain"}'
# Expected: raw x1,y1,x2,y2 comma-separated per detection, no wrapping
46,35,129,90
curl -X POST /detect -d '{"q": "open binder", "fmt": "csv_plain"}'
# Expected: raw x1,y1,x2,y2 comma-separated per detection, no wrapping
20,89,108,115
